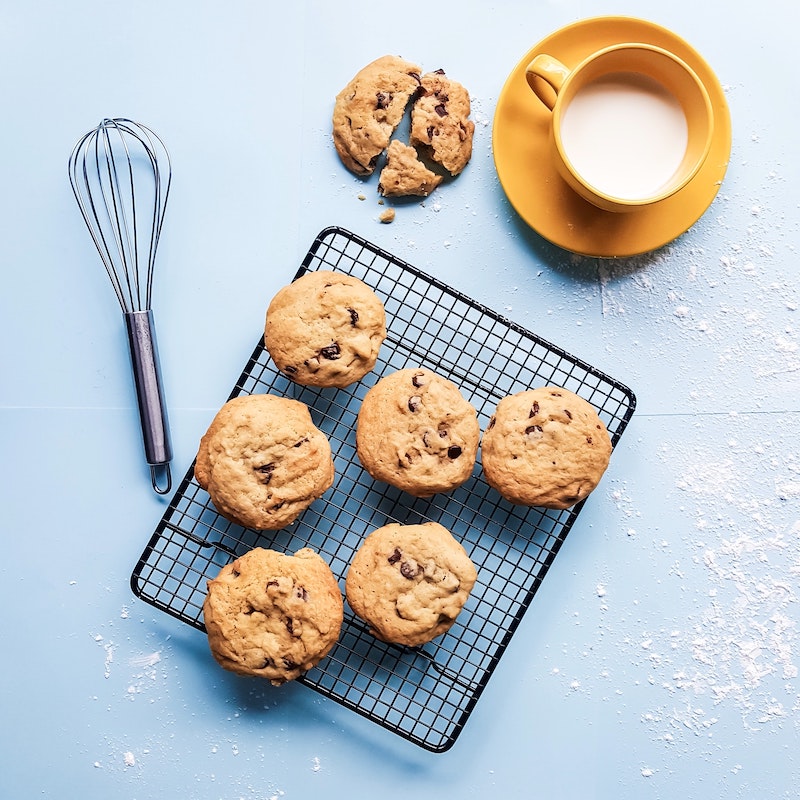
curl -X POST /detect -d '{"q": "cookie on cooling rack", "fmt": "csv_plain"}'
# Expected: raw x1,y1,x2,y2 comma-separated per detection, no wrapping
203,547,344,685
410,69,475,176
345,522,477,647
194,394,334,530
355,367,480,497
264,270,387,388
481,386,612,509
332,54,422,176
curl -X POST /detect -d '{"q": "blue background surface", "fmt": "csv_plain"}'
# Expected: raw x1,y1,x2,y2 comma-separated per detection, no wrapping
2,1,798,797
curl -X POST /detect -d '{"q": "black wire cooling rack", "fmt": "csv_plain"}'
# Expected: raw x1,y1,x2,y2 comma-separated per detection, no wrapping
131,226,636,752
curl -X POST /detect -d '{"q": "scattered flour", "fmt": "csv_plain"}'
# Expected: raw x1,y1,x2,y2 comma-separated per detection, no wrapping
626,421,799,740
130,651,162,669
92,634,114,679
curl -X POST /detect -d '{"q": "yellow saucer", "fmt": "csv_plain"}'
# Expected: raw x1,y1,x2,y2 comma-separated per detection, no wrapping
492,16,732,258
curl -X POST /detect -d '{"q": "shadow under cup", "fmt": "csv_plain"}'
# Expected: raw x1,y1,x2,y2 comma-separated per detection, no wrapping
528,44,715,212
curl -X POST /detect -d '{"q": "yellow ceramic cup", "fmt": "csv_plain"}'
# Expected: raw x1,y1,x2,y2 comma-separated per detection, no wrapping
526,43,714,212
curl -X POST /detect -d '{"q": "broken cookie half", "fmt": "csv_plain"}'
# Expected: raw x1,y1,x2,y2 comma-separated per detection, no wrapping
332,54,422,177
410,69,475,177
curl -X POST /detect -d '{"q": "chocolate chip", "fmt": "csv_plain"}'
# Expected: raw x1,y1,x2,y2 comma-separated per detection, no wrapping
295,586,308,601
530,401,540,417
488,417,496,430
293,437,309,447
266,580,279,590
422,431,430,447
433,68,445,75
434,104,447,117
387,547,402,564
564,409,573,420
254,463,276,483
409,72,422,85
282,658,297,669
319,342,341,360
284,365,297,375
447,445,462,459
587,436,593,445
408,395,421,411
376,91,391,109
348,307,359,325
400,560,419,579
427,125,435,139
525,424,543,435
411,371,426,387
285,618,295,635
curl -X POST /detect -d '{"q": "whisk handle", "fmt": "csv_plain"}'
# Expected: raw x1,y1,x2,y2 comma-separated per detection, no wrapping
124,310,173,494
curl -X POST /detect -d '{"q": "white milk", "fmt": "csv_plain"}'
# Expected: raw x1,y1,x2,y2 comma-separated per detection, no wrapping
559,71,689,200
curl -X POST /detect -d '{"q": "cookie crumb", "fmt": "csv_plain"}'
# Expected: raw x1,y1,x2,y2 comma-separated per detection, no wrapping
379,208,396,223
357,193,366,201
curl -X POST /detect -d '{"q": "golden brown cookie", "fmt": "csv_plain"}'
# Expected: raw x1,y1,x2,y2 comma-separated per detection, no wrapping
332,54,422,176
194,394,334,530
481,386,612,509
410,69,475,176
264,271,386,388
355,367,480,497
203,547,344,685
378,140,443,198
345,522,477,647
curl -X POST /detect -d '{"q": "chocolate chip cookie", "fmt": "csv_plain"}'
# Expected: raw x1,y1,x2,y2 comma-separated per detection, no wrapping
378,139,443,198
345,522,477,647
481,387,613,509
203,547,344,685
332,54,422,176
194,393,334,530
410,69,475,176
264,270,386,388
355,367,480,497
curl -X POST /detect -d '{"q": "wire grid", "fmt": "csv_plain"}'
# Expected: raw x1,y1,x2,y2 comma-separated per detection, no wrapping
131,226,636,752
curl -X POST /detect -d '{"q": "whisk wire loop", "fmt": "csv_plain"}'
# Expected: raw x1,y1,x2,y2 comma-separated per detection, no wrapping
99,122,139,311
68,118,172,314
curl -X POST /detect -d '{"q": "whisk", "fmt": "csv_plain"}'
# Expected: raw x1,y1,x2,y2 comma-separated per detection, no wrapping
68,118,173,494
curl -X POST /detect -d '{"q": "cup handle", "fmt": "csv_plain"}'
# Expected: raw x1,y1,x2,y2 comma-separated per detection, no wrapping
525,54,571,110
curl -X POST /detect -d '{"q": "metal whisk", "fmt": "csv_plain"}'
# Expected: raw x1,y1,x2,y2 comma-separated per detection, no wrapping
68,118,173,494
